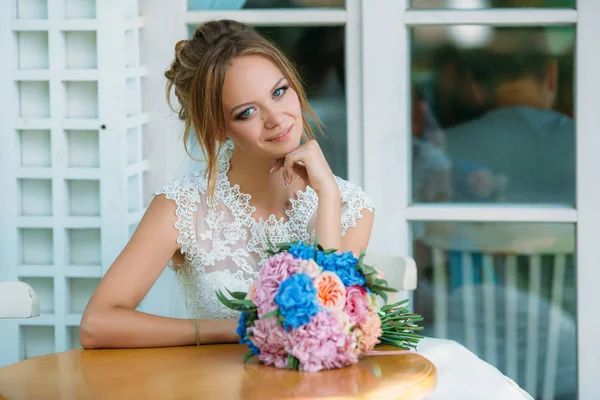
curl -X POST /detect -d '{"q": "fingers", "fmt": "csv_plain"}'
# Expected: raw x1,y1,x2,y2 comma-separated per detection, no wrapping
292,163,309,184
282,150,305,186
270,158,284,174
269,140,324,188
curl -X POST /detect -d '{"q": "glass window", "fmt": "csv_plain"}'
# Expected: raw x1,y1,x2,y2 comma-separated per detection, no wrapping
187,25,347,178
188,0,344,11
412,221,576,399
410,0,575,9
410,26,575,205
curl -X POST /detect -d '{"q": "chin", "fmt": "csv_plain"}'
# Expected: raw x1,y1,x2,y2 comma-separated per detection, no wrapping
265,127,302,157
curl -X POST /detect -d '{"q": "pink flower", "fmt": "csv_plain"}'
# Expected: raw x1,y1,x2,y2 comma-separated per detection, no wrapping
249,316,291,353
287,311,358,372
344,285,370,325
258,351,288,369
355,311,382,354
314,272,346,314
299,259,322,278
253,252,302,317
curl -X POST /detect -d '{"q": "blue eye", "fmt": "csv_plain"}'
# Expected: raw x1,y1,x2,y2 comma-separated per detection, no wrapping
273,86,289,98
238,108,254,119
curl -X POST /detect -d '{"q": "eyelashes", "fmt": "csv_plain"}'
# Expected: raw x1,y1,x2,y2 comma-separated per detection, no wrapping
236,85,290,120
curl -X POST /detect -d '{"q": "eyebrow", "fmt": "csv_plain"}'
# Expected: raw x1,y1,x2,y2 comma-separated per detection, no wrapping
229,77,287,116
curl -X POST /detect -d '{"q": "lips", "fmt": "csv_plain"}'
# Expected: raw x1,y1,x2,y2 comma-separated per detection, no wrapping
267,125,292,141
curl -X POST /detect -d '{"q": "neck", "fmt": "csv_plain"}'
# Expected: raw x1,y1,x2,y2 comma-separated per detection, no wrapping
494,79,548,109
227,148,289,207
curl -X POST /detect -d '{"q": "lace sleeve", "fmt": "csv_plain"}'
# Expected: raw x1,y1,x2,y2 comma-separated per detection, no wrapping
153,173,206,257
335,177,375,236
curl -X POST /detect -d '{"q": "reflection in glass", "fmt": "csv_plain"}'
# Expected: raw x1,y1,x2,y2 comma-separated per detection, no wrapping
411,0,575,9
410,26,575,205
412,221,576,399
188,0,344,10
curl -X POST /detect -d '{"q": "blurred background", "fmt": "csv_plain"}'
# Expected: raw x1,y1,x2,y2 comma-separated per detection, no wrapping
1,1,597,399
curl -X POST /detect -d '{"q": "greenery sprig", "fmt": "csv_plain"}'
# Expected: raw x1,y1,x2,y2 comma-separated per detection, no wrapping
376,299,424,350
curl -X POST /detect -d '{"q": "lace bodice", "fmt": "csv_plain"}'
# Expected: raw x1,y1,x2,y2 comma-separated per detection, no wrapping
154,141,374,320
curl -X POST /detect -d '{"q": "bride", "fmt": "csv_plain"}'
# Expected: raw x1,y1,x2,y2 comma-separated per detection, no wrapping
79,19,374,348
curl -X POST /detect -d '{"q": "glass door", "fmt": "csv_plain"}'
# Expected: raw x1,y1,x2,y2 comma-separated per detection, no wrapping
362,1,600,399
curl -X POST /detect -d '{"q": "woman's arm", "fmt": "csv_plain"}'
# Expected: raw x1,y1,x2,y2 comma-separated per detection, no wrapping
314,186,342,251
80,194,238,349
339,208,374,256
276,140,374,254
315,190,374,255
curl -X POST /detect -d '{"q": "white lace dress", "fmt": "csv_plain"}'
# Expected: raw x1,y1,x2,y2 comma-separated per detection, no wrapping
154,141,374,320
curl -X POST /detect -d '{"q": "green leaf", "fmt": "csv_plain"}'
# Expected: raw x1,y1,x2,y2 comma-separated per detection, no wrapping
261,310,279,319
229,299,257,308
215,290,240,310
287,354,300,370
243,351,256,364
216,290,257,312
277,313,286,325
227,290,247,300
266,234,276,251
370,284,398,293
375,290,388,304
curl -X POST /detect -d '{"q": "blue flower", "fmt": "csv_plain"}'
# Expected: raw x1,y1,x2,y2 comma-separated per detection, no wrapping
274,273,320,330
287,242,316,261
316,251,365,287
237,312,260,355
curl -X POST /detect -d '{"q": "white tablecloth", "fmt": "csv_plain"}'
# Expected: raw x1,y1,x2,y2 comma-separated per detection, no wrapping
416,337,533,400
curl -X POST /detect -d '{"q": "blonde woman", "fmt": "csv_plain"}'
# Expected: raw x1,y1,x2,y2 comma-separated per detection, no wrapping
80,20,374,349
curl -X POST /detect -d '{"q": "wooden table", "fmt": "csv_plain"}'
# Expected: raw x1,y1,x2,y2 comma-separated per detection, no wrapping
0,344,436,400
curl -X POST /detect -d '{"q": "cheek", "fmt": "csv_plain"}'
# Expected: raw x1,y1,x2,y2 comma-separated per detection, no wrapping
285,90,302,116
226,120,262,143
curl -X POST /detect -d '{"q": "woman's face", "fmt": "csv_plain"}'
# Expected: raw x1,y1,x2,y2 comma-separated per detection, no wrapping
222,54,303,160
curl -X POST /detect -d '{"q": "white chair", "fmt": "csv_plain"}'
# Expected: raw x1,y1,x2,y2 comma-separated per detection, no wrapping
363,252,418,304
0,282,40,319
364,249,536,399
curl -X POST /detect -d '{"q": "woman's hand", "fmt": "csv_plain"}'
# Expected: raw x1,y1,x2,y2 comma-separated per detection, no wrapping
271,140,338,196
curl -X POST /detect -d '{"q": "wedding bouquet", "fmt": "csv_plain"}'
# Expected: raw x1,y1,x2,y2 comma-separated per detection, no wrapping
216,240,424,372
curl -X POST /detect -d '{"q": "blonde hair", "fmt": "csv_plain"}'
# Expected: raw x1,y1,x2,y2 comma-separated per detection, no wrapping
165,20,323,198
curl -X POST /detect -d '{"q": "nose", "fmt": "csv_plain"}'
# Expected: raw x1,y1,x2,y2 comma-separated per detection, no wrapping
263,106,284,130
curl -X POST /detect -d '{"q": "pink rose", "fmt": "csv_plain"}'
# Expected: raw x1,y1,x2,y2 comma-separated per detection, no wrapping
344,285,370,325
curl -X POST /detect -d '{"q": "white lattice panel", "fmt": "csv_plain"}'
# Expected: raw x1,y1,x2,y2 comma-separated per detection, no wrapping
0,0,147,367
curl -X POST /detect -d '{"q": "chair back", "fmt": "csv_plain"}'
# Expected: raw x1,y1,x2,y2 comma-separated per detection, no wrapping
363,252,417,305
0,282,40,319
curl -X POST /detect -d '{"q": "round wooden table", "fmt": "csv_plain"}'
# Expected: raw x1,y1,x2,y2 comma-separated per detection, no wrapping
0,344,436,400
